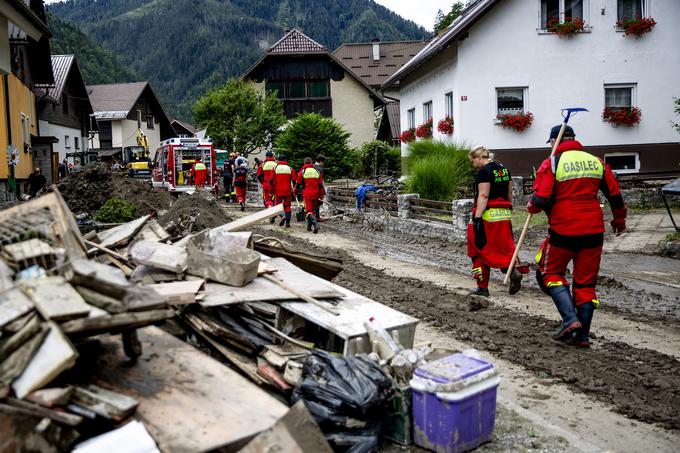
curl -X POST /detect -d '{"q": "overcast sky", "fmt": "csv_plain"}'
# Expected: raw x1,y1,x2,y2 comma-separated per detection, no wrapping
373,0,444,30
44,0,442,31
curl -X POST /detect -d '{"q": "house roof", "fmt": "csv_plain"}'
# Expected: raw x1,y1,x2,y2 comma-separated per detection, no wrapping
385,101,401,139
47,54,74,100
333,40,428,88
242,28,385,104
6,0,51,38
86,82,149,115
382,0,502,88
171,118,197,135
269,28,327,54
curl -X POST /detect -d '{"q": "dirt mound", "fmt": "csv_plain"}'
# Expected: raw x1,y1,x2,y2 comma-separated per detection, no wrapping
158,193,232,236
58,162,173,217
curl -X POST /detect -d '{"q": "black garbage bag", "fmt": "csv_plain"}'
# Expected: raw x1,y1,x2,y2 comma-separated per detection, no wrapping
292,351,393,452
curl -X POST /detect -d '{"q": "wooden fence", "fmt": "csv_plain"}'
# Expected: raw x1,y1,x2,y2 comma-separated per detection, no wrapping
330,187,398,216
409,198,452,224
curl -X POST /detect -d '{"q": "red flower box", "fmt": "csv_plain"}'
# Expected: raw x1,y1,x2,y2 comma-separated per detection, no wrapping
602,107,641,127
496,112,534,132
617,17,656,38
415,118,433,138
546,16,586,37
400,128,416,143
437,115,454,135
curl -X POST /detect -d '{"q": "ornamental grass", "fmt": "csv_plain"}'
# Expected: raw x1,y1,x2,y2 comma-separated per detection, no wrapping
406,140,474,201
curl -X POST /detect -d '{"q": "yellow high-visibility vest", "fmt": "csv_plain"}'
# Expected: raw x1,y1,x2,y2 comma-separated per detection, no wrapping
553,151,604,182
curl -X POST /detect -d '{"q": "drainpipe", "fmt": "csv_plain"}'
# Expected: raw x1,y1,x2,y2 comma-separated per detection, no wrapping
3,74,11,146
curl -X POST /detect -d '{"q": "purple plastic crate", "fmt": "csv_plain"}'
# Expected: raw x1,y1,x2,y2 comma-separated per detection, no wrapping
411,353,500,453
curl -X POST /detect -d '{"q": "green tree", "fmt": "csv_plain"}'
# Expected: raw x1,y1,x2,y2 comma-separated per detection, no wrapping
434,2,467,33
193,79,286,155
355,140,401,177
673,97,680,134
275,113,353,178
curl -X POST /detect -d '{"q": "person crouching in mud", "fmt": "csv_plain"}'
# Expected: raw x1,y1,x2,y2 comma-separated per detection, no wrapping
467,145,525,297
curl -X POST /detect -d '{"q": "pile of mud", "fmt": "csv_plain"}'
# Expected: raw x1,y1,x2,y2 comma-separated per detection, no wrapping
158,193,232,236
58,162,173,216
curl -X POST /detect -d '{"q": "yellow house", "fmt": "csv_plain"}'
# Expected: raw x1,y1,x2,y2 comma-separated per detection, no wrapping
0,0,53,198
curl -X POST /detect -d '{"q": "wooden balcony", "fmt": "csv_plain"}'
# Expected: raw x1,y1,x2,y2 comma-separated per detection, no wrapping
282,98,332,119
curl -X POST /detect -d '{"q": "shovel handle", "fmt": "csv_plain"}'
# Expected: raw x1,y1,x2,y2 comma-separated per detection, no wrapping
504,213,532,284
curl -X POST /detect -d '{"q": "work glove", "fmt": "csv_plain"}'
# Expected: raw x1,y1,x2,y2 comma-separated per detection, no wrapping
527,199,541,214
472,217,486,250
611,207,627,236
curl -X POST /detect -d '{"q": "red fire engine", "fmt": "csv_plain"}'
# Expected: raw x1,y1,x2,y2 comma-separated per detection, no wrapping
151,137,217,193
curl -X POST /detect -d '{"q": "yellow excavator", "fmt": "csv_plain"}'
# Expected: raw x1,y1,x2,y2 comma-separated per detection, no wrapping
123,130,151,178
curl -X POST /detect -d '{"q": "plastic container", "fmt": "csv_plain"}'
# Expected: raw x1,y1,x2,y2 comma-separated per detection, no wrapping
410,353,500,453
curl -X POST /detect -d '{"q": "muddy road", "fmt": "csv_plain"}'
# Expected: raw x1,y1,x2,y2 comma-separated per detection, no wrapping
237,205,680,452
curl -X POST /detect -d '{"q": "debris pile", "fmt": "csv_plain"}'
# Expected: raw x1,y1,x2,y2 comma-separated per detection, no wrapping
57,162,173,217
1,187,499,452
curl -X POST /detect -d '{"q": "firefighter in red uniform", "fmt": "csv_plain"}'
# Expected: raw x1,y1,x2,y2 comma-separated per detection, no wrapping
529,125,627,346
269,154,296,227
467,146,524,297
257,151,277,208
296,157,325,234
234,163,249,211
191,160,208,188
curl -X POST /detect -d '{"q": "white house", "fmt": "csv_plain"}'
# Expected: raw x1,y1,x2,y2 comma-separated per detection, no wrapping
383,0,680,176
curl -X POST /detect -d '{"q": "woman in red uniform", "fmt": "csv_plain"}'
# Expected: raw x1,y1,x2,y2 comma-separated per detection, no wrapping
467,146,524,297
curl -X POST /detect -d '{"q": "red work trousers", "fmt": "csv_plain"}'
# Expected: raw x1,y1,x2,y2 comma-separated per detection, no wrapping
262,185,274,207
471,256,492,289
304,198,319,216
539,241,602,306
274,194,292,213
235,186,247,203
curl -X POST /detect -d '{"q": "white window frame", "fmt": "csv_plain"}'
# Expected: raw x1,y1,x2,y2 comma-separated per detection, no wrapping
495,87,528,118
74,136,80,150
616,0,648,24
603,83,637,120
445,91,454,117
146,115,155,129
604,152,640,174
422,101,433,123
20,113,30,143
538,0,590,31
65,134,71,149
407,108,415,129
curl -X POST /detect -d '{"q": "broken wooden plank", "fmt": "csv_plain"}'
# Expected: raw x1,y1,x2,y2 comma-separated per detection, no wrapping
97,215,150,249
85,239,132,265
128,240,187,274
27,387,74,408
2,239,57,263
256,361,292,392
240,401,333,453
76,327,288,452
0,324,48,387
72,420,159,453
67,258,131,298
212,204,284,233
148,280,205,305
12,323,78,399
20,277,92,321
0,314,41,361
59,309,175,336
262,344,309,370
106,255,133,277
123,286,167,312
0,259,14,292
263,274,340,316
71,384,138,421
74,286,126,314
0,287,34,329
4,398,82,426
133,220,171,244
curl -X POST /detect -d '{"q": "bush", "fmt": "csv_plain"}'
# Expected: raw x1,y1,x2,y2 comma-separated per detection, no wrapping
355,140,401,177
274,113,353,178
406,141,474,201
94,198,137,223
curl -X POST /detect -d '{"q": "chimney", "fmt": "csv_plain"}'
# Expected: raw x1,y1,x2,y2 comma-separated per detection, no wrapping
372,38,380,62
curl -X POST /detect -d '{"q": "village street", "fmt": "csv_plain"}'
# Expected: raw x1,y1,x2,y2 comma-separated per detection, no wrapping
222,202,680,453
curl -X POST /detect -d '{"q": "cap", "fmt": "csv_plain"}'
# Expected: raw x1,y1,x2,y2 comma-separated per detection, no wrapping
266,151,274,157
278,154,287,161
547,125,575,143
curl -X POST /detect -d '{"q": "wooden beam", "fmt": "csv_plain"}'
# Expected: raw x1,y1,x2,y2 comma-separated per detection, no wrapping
0,400,83,427
60,309,175,336
262,274,339,316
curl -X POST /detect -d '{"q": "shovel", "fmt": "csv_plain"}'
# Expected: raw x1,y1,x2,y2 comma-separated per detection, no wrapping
503,107,588,285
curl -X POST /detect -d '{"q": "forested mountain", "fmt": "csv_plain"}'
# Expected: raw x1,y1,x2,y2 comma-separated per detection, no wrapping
47,13,140,85
48,0,429,121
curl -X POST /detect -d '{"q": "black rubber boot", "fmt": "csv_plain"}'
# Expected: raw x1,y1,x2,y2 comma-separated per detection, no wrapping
550,286,581,340
307,221,312,231
270,215,277,224
468,287,489,297
279,215,286,226
285,212,291,228
574,301,595,347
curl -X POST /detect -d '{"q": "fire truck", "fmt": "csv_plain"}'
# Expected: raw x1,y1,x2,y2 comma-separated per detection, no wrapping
151,137,217,193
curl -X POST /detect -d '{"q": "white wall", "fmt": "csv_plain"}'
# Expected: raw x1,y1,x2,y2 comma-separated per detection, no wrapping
331,75,376,148
38,120,88,161
117,118,161,152
398,0,680,155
